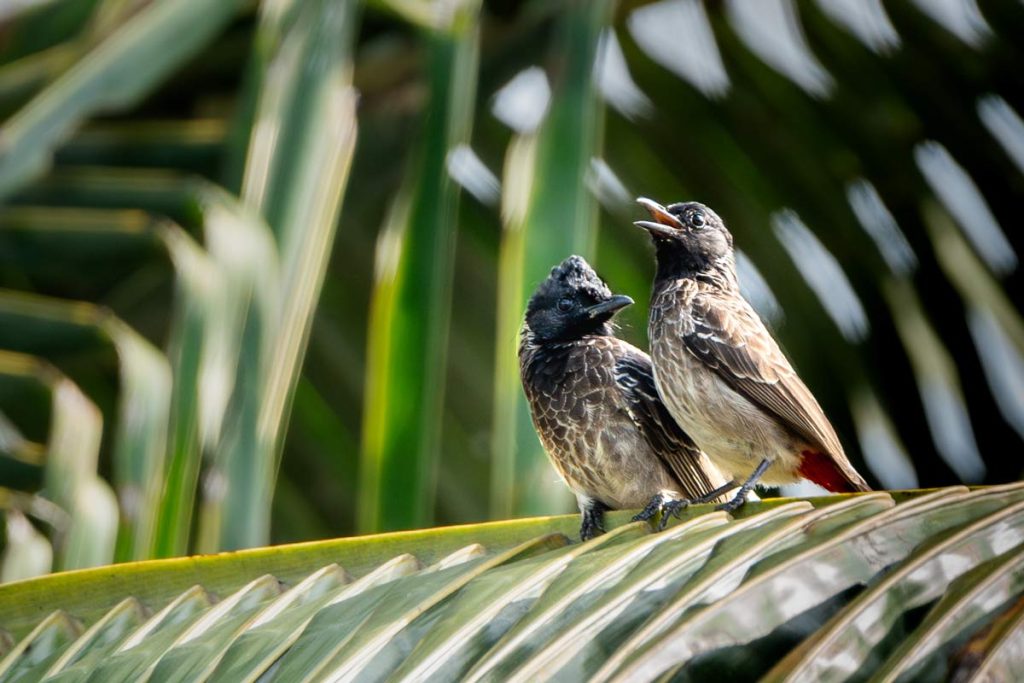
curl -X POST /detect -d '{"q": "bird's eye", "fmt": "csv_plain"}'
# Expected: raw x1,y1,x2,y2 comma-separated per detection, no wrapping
690,211,706,229
557,297,574,312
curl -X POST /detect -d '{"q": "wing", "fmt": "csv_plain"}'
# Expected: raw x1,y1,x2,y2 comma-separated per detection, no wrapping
683,292,868,490
614,346,729,499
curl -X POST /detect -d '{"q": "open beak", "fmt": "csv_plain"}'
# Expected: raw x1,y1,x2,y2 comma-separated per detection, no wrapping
635,196,683,238
585,294,634,318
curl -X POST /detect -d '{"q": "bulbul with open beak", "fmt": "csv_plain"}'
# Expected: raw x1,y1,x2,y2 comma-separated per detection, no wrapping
634,198,870,511
520,255,729,540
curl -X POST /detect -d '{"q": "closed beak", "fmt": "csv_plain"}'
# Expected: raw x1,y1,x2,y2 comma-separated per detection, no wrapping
585,294,634,318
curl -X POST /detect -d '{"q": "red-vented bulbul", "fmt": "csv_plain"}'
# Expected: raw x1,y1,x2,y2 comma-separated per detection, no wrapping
635,198,871,511
520,255,729,540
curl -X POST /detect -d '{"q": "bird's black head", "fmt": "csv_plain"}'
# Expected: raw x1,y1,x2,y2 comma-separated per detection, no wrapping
634,197,736,284
525,255,634,343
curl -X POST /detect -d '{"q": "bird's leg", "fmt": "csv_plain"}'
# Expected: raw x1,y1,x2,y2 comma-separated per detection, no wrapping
716,458,771,513
633,491,709,531
635,477,747,529
635,478,742,528
579,498,609,541
688,480,741,505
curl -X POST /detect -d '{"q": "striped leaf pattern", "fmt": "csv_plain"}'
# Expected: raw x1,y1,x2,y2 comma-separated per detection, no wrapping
3,486,1024,681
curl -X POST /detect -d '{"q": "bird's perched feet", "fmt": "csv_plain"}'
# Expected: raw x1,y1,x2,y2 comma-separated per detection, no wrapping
580,499,608,541
715,491,748,513
714,458,771,514
633,493,691,531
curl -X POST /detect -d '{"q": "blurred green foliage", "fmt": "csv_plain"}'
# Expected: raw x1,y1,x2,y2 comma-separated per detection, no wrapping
0,0,1022,578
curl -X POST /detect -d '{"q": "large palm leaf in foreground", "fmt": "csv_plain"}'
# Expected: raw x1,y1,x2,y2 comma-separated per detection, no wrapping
3,0,1024,579
2,485,1024,681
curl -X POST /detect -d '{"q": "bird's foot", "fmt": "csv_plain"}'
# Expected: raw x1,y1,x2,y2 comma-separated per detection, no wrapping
658,498,690,530
632,493,690,531
632,493,664,523
714,457,770,514
715,491,748,513
580,502,607,541
579,517,605,541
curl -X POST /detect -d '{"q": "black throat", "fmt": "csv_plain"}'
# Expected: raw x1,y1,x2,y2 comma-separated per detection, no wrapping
653,239,735,291
527,318,615,346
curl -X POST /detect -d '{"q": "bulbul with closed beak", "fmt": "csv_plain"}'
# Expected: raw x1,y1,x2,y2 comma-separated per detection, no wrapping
520,255,729,540
635,198,870,511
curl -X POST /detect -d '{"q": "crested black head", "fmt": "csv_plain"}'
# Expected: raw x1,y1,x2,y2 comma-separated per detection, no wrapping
524,255,634,343
634,197,736,284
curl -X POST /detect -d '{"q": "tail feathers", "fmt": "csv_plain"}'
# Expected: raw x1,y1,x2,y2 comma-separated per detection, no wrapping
798,450,871,493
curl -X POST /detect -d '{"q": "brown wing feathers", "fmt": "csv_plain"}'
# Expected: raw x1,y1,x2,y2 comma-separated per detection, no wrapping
615,349,728,499
683,294,869,491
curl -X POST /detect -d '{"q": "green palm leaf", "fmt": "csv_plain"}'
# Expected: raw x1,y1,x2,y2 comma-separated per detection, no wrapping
1,489,1024,680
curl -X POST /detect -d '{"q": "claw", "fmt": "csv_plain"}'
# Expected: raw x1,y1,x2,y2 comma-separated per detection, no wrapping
580,517,605,541
715,492,747,513
632,493,664,523
580,499,608,541
713,457,771,513
633,493,691,531
657,498,690,530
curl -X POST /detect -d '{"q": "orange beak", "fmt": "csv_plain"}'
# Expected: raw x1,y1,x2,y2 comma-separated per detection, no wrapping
634,197,683,238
